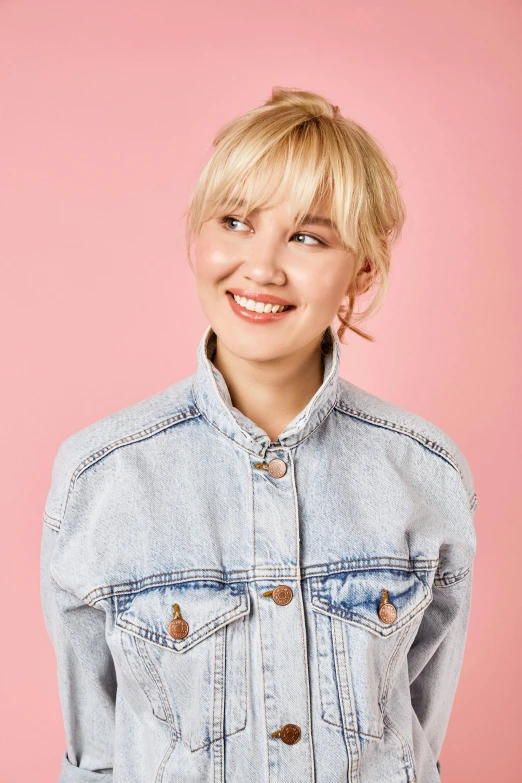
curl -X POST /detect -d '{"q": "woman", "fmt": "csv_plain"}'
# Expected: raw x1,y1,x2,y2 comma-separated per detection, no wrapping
40,87,477,783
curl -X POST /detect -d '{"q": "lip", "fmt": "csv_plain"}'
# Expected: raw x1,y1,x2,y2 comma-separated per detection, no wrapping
226,291,296,323
226,288,295,306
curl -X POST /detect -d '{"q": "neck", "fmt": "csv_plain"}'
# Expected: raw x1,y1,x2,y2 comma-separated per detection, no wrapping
211,332,328,444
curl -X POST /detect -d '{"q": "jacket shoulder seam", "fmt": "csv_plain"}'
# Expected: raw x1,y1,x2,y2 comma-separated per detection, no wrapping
334,400,477,514
43,405,200,531
335,400,458,469
70,406,200,487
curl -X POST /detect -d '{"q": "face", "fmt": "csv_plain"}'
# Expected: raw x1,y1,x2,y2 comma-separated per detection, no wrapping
193,190,369,363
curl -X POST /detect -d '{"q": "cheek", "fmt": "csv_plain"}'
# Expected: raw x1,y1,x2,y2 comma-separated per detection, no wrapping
194,235,234,283
297,262,351,310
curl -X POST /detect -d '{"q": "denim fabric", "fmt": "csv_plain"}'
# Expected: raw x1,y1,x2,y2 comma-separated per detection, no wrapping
40,323,477,783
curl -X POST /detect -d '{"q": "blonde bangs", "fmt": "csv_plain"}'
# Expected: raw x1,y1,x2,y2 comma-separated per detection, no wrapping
190,119,357,246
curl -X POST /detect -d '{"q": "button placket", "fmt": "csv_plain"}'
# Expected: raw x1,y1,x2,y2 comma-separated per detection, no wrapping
251,450,310,767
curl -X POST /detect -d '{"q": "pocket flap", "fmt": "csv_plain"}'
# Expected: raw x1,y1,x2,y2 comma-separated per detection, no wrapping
309,568,432,637
116,579,250,652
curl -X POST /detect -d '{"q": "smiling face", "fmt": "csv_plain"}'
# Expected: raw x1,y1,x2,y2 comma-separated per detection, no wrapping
194,190,369,363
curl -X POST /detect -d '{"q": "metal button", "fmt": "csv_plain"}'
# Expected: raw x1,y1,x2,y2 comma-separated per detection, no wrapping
272,585,294,605
168,603,189,639
378,589,397,624
271,723,301,744
267,458,287,478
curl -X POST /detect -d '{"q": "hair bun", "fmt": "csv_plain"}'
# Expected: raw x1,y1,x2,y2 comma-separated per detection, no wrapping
266,86,342,121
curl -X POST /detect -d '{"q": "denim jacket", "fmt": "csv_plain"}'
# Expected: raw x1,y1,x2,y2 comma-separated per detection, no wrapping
40,323,478,783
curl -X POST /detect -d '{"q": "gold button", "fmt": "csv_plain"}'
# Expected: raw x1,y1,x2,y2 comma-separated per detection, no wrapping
272,585,294,605
168,618,189,639
378,589,397,624
168,603,189,639
272,723,301,744
267,458,287,478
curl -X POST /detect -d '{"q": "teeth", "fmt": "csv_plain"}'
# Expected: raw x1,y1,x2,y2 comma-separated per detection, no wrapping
232,294,290,313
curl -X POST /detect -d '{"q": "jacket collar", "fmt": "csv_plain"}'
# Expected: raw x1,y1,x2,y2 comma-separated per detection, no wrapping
191,323,341,456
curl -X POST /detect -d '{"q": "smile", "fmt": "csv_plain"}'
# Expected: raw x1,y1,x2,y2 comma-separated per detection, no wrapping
226,292,296,323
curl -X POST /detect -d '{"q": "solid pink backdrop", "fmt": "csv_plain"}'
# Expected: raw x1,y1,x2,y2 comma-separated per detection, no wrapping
1,1,520,781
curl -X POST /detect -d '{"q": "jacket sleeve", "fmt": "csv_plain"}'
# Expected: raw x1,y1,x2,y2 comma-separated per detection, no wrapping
40,520,117,782
407,561,474,778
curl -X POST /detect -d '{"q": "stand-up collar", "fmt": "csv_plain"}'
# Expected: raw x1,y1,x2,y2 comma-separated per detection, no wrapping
191,323,342,456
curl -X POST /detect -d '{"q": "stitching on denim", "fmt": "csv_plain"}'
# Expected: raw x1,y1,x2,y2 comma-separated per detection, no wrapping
137,637,179,737
334,401,479,516
43,511,61,531
254,587,272,783
192,380,339,453
382,714,413,781
305,557,438,574
381,613,421,720
119,621,170,727
86,575,250,605
295,563,315,770
114,585,247,616
283,393,339,449
83,559,439,605
380,623,411,715
434,562,473,587
312,603,341,727
192,403,259,456
311,587,431,638
234,617,248,734
117,600,246,652
124,615,248,755
44,406,201,531
383,707,418,783
381,618,427,783
313,605,380,735
200,619,249,750
333,617,362,781
120,624,164,718
154,736,178,783
309,574,431,637
70,407,201,488
335,400,459,467
211,626,220,761
242,618,248,732
336,401,478,518
249,452,257,568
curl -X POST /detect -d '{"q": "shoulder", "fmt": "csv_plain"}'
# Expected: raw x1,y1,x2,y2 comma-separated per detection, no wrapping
335,376,478,515
43,374,199,531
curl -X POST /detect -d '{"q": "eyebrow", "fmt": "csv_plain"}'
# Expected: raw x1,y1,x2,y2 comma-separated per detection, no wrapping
220,199,338,232
297,214,338,232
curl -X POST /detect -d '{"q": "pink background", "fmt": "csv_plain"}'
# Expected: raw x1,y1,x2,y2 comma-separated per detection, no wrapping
1,1,520,780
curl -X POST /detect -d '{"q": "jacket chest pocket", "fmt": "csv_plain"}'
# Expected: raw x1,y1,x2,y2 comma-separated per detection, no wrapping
116,579,250,752
309,567,432,739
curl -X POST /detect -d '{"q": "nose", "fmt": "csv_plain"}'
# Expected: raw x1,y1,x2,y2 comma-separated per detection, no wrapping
240,237,287,286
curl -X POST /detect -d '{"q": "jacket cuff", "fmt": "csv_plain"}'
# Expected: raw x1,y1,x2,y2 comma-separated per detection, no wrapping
59,753,113,782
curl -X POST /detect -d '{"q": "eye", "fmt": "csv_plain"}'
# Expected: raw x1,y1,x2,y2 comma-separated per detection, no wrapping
220,216,250,232
220,216,325,246
293,232,324,247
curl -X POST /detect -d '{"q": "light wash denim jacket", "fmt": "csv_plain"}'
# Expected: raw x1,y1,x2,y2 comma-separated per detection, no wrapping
40,324,478,783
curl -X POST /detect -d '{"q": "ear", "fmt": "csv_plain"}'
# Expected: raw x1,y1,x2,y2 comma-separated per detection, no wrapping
352,261,374,297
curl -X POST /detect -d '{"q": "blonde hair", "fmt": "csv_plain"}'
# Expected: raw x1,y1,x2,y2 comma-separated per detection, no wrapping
183,87,406,343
